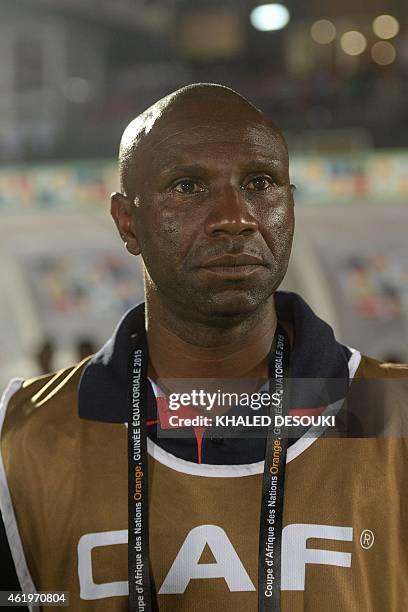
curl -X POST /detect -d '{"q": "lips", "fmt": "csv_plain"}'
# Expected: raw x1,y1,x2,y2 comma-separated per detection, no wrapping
201,254,265,267
199,253,266,277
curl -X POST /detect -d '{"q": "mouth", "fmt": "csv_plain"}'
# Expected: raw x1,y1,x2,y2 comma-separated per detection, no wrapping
198,254,266,278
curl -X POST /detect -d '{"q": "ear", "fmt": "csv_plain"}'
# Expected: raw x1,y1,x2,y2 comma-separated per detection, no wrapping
110,192,141,256
290,183,296,206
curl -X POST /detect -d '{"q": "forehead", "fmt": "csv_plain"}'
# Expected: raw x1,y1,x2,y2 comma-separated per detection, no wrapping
141,118,288,175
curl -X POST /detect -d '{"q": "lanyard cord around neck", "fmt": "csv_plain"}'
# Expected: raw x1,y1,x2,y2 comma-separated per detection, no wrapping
127,323,291,612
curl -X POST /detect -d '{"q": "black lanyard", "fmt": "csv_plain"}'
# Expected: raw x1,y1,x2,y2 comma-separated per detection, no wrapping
128,323,290,612
128,336,156,611
258,325,291,611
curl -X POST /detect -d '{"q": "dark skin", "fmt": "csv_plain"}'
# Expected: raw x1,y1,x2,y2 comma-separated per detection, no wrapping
111,85,295,387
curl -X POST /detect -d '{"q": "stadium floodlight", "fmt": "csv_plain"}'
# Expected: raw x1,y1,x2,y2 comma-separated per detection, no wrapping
250,4,290,32
371,41,396,65
372,15,400,40
340,31,367,56
311,19,336,45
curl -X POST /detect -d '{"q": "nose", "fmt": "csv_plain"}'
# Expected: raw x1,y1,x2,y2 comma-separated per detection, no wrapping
205,186,258,237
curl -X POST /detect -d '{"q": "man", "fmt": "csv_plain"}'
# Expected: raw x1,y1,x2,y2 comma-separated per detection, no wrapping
1,84,407,611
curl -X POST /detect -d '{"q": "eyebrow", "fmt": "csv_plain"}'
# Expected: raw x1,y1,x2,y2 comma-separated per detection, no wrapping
159,159,285,179
159,164,208,178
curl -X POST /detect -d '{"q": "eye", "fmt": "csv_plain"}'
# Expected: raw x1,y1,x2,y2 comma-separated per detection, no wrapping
173,179,205,194
244,175,274,191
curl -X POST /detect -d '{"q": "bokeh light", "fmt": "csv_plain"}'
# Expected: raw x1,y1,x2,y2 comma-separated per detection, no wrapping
373,15,400,40
310,19,336,45
250,4,290,32
371,41,396,65
340,31,367,56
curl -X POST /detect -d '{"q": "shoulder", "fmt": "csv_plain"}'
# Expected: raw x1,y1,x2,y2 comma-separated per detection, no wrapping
0,358,92,448
356,354,408,379
352,355,408,435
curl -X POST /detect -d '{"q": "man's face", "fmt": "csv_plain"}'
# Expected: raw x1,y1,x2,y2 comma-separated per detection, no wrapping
127,111,294,323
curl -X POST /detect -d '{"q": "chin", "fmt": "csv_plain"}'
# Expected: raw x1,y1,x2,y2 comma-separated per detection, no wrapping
195,289,270,323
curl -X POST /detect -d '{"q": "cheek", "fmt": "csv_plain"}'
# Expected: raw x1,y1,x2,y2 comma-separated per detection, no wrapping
135,204,195,262
261,197,294,254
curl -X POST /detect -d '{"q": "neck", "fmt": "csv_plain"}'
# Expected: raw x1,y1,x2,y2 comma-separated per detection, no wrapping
145,293,278,380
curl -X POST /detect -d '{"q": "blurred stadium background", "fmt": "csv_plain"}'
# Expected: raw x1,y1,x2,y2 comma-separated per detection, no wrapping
1,0,407,387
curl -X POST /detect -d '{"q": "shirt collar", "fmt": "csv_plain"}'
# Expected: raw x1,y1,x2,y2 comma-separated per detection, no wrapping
78,291,351,422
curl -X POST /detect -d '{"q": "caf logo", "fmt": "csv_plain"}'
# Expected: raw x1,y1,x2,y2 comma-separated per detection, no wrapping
78,523,353,599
